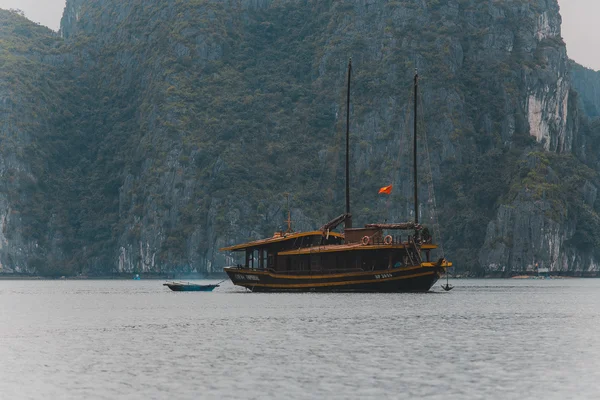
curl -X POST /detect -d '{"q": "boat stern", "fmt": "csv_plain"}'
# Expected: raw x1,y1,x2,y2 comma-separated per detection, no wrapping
224,267,263,289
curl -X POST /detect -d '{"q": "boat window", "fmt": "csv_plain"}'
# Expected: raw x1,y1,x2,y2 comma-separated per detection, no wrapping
267,254,274,269
285,257,291,271
245,250,252,268
252,249,259,269
259,249,267,269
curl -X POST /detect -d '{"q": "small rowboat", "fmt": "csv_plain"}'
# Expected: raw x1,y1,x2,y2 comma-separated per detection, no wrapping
163,281,223,292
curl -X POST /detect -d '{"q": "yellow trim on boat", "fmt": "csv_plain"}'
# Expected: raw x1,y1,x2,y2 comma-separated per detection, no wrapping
277,243,442,255
220,230,344,251
224,263,449,280
277,244,402,255
422,261,453,267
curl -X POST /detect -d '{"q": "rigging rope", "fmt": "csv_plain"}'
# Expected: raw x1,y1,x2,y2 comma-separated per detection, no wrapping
389,83,416,222
417,77,445,259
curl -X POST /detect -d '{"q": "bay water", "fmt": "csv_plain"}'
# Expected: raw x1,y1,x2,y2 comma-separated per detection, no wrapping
1,279,599,399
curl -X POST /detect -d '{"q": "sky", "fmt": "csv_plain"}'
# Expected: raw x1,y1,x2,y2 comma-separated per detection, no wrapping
0,0,599,71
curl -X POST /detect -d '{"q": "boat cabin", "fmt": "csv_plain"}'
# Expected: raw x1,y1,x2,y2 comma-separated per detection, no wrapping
221,225,439,276
221,231,344,271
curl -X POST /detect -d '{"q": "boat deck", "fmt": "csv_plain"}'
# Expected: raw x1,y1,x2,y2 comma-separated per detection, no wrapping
277,242,439,255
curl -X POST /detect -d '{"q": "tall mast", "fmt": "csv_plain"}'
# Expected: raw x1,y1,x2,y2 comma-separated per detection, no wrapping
284,192,292,233
345,58,353,229
413,69,419,227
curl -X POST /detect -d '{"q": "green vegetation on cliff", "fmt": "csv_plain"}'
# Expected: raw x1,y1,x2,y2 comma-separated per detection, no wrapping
2,1,600,276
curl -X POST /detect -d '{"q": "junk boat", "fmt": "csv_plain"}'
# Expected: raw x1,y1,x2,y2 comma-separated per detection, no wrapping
221,61,452,292
163,281,221,292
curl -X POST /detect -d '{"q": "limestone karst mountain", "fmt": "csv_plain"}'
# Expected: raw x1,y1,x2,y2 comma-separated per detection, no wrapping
1,0,599,276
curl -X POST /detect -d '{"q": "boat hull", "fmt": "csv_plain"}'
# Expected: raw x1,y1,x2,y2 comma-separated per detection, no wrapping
163,283,218,292
224,265,444,293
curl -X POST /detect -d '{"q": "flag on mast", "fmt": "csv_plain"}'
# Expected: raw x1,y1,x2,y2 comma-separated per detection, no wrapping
378,185,392,194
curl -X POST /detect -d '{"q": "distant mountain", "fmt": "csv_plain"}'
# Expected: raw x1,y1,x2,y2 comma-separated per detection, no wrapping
1,0,600,276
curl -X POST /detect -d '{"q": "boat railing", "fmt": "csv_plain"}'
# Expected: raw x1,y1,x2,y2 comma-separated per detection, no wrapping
370,235,430,247
368,235,407,246
371,235,413,247
266,267,365,275
233,265,366,275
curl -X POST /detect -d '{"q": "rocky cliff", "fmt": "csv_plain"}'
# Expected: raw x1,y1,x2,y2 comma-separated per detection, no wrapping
1,0,600,276
571,61,600,119
0,10,77,274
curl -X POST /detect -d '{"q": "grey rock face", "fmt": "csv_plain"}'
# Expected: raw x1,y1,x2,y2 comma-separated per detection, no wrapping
3,1,600,275
0,10,74,274
571,61,600,119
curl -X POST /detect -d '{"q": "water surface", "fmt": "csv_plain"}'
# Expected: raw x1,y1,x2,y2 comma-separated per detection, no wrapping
1,279,599,399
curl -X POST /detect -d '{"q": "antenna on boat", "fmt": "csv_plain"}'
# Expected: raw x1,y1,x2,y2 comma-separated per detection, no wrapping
413,69,419,235
284,192,293,233
345,58,353,229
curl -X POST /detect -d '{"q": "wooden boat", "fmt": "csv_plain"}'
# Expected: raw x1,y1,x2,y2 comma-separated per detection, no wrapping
163,281,220,292
221,61,452,292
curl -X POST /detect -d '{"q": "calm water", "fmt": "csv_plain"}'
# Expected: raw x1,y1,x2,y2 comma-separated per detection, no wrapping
1,279,599,399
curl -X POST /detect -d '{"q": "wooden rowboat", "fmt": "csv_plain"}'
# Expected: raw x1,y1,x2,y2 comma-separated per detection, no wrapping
163,281,221,292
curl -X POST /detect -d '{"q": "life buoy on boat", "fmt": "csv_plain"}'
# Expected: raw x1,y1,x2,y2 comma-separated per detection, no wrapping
384,235,393,245
361,236,371,245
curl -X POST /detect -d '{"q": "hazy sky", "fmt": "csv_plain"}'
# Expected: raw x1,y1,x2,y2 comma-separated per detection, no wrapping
1,0,66,31
0,0,598,70
558,0,600,70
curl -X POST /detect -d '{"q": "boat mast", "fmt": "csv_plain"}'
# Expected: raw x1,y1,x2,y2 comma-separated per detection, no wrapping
284,192,292,233
345,58,352,229
413,69,419,230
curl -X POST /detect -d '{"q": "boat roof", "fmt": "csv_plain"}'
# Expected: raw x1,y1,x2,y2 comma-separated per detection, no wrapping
277,243,439,255
220,230,344,252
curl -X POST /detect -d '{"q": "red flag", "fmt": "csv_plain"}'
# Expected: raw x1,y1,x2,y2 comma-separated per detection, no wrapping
378,185,392,194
